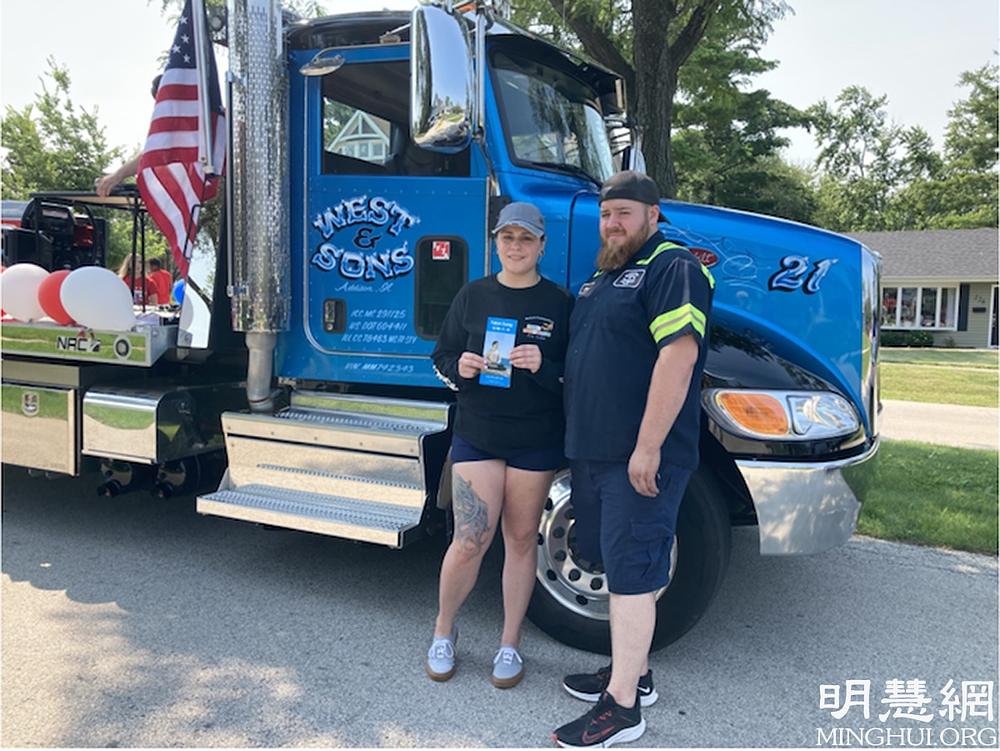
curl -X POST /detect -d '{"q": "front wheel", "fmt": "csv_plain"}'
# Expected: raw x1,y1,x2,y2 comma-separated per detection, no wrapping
526,467,732,654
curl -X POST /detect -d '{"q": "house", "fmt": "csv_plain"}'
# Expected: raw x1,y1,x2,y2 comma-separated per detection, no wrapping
327,109,390,164
849,228,999,348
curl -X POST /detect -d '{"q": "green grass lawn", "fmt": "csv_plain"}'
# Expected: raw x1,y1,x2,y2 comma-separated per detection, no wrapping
859,440,998,555
880,347,998,369
880,362,998,407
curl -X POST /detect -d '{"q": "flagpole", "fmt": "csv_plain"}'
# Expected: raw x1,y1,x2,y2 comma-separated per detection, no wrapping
191,0,216,175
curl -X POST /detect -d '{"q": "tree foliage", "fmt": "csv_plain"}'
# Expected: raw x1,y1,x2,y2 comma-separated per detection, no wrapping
0,59,174,272
671,3,814,221
810,64,998,231
1,59,123,199
511,0,795,198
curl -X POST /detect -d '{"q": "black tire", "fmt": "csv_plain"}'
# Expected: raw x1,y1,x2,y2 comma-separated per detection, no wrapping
527,467,732,654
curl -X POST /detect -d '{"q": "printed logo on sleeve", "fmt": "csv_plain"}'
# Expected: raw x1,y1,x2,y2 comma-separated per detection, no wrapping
613,269,646,289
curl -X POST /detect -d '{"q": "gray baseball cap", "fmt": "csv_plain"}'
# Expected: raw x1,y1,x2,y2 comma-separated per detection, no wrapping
493,202,545,237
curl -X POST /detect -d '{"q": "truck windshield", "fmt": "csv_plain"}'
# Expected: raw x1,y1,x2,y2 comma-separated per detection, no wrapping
492,49,615,184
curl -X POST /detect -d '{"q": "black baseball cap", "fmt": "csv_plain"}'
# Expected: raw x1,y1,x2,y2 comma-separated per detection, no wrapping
599,170,669,222
599,170,661,205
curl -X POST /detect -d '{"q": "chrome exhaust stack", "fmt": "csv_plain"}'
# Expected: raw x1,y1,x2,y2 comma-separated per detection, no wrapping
227,0,290,413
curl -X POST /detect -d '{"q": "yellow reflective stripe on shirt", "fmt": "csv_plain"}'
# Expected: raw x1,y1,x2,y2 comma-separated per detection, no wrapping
636,241,716,289
649,303,706,342
699,262,715,289
635,242,681,266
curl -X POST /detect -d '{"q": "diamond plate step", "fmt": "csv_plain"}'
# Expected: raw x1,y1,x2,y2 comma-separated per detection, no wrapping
223,435,426,506
278,407,429,435
200,393,452,546
222,408,437,457
198,483,422,547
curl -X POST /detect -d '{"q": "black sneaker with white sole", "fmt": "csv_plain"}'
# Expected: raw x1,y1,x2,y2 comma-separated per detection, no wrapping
562,665,658,707
553,691,646,748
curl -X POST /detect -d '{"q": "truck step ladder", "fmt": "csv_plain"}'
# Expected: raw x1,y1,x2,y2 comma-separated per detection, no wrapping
197,392,451,547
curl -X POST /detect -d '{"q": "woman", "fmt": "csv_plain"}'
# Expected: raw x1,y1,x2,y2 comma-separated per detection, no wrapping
428,202,573,688
116,256,159,305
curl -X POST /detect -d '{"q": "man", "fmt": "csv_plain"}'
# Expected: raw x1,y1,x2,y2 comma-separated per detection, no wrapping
148,257,173,305
553,171,714,748
95,76,161,197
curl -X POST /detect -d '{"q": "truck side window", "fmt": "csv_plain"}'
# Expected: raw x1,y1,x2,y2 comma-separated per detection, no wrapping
324,101,390,168
492,49,614,184
320,61,470,177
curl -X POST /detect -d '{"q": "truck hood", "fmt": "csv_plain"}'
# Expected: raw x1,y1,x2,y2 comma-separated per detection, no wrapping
568,193,878,436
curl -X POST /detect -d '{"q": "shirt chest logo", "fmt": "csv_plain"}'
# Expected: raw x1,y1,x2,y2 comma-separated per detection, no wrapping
522,316,555,340
613,269,646,289
578,281,597,297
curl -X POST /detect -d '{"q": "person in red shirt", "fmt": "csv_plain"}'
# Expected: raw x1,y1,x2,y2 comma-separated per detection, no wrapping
116,256,159,305
148,257,173,305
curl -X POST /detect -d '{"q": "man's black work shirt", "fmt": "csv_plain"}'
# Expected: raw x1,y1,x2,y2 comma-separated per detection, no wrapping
564,231,714,469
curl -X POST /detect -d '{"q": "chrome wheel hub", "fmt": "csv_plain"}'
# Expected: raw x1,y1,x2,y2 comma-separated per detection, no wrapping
537,469,676,621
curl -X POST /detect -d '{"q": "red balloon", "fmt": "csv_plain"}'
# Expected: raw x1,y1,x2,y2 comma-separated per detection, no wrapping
37,269,73,324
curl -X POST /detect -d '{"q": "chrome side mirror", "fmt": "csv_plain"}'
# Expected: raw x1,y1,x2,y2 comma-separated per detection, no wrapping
626,133,647,173
410,3,473,153
605,114,647,173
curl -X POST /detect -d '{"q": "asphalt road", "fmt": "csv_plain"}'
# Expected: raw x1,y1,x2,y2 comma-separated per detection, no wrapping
2,466,997,748
880,400,999,451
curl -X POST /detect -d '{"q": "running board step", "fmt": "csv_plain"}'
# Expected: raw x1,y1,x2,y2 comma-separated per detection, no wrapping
198,484,423,547
197,392,452,548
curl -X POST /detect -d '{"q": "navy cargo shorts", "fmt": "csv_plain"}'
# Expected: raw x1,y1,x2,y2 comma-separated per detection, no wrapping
570,459,692,595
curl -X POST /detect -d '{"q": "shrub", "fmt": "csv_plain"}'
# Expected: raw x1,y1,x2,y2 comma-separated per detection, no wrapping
880,330,934,347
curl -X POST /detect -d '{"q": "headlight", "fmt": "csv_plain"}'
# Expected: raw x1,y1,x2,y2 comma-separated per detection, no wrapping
704,389,860,441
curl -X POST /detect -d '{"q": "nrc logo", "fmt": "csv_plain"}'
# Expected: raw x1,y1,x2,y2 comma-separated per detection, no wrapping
56,336,101,353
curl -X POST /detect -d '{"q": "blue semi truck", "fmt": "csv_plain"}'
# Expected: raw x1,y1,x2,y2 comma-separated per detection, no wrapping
0,0,879,653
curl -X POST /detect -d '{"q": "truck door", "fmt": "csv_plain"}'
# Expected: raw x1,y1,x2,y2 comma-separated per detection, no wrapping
283,49,488,388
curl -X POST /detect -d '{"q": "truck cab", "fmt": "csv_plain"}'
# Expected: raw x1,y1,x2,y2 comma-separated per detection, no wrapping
1,1,879,654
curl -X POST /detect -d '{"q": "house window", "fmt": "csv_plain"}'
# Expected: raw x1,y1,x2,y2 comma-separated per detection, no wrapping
881,285,959,330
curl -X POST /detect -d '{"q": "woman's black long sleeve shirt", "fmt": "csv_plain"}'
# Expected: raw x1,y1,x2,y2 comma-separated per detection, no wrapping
431,274,574,457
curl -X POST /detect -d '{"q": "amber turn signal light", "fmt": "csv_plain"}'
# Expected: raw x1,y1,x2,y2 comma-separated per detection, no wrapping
715,392,790,436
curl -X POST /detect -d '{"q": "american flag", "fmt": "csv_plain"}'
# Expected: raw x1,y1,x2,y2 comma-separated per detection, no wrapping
138,0,225,278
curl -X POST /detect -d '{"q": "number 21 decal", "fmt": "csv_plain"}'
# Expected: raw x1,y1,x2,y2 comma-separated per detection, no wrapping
768,255,838,294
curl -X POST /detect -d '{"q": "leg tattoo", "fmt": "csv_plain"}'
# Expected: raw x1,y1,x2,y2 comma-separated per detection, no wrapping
453,472,490,553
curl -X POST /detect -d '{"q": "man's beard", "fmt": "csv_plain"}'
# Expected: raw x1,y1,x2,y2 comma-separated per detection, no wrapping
596,228,650,271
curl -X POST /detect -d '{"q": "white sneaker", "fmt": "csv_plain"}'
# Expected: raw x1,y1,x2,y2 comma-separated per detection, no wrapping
491,645,524,688
426,627,458,681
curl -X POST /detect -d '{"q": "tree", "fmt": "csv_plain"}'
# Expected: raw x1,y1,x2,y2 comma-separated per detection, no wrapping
671,3,814,221
895,63,999,229
808,87,941,230
944,63,998,173
512,0,787,198
810,65,998,231
1,58,123,199
0,59,175,272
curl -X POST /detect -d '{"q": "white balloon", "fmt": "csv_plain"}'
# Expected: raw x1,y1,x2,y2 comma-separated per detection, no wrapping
0,263,49,322
60,267,136,331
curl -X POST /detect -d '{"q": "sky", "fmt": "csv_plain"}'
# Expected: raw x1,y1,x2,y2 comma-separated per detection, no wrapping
1,0,997,169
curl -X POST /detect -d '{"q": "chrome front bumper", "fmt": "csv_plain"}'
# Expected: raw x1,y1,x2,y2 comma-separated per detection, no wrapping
736,438,880,555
